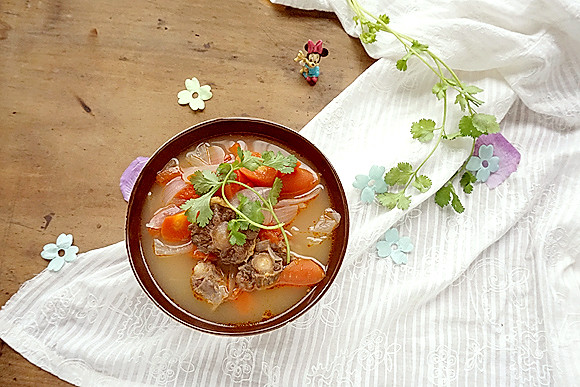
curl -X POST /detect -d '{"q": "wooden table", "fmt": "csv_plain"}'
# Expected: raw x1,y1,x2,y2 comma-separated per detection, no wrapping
0,0,373,384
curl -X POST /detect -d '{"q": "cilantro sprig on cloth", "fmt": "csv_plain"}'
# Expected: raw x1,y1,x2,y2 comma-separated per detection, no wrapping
348,0,504,212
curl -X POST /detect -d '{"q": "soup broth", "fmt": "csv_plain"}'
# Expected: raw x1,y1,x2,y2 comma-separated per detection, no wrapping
140,135,339,325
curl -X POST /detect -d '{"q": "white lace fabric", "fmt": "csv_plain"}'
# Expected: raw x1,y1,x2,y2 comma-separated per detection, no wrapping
2,0,580,385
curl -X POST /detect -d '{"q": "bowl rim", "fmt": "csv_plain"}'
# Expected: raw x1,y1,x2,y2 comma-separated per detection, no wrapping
125,117,349,336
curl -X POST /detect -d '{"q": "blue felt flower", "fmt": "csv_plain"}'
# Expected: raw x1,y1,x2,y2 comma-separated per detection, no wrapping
376,228,413,264
353,165,388,203
40,233,79,272
466,144,500,183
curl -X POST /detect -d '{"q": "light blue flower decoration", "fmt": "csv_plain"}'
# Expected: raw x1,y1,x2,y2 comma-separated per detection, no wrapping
376,228,413,264
466,144,500,183
353,165,388,203
41,233,79,272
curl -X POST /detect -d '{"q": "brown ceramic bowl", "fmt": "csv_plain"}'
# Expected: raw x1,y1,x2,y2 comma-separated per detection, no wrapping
125,117,349,335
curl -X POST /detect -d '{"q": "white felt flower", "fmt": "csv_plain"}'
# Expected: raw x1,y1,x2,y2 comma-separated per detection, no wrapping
177,78,212,110
40,233,79,272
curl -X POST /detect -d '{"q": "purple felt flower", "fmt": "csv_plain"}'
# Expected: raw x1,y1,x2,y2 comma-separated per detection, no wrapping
472,133,520,189
120,157,149,202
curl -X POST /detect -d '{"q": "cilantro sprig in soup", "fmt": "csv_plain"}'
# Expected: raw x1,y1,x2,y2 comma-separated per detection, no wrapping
142,137,341,325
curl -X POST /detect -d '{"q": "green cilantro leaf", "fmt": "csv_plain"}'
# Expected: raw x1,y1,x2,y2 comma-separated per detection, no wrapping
376,192,399,209
237,148,262,171
236,194,264,231
268,177,282,207
463,85,483,95
411,118,437,143
262,151,298,174
472,113,500,134
434,184,452,208
411,40,429,53
434,184,465,213
181,190,217,227
412,175,432,193
384,162,413,186
216,162,233,177
376,192,411,210
360,32,377,44
227,221,247,246
189,170,222,195
460,171,476,194
396,58,408,71
378,14,390,27
450,190,465,213
458,115,484,138
397,194,411,210
455,94,467,111
432,81,448,100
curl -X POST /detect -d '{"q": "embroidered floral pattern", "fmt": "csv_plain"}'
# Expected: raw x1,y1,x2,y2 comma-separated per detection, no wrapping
376,228,413,264
177,77,212,110
149,349,188,386
223,338,254,383
115,294,172,342
304,330,401,386
352,165,388,203
427,345,458,385
290,285,340,329
40,234,79,271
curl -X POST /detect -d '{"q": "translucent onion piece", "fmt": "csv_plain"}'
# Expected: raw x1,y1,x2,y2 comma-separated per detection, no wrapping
162,177,188,205
185,143,226,166
162,157,180,170
153,239,193,256
263,205,299,225
181,164,218,182
275,185,322,208
229,187,271,207
309,208,341,236
146,204,182,230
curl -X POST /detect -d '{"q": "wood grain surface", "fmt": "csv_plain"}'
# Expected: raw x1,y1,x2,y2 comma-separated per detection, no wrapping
0,0,373,385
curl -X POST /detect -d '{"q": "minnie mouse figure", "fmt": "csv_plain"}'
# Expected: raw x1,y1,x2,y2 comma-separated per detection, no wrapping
295,40,329,86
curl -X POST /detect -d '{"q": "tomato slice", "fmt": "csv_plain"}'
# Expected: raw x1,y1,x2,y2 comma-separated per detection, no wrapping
156,166,182,185
279,168,319,198
258,228,284,244
222,170,253,200
175,184,199,200
239,165,278,187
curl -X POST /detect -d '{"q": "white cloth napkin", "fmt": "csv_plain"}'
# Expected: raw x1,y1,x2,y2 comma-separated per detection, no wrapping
2,0,580,386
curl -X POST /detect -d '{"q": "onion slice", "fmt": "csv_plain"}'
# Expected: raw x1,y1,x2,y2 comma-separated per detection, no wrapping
153,239,193,256
309,208,341,236
275,185,322,208
162,177,189,206
263,205,299,225
229,187,271,207
146,204,182,230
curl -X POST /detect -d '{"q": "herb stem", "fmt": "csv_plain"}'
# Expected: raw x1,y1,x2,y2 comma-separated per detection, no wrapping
220,172,284,231
220,171,292,264
348,0,480,112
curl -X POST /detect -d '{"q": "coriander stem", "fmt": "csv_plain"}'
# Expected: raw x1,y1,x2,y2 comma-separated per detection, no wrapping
220,174,284,231
220,171,292,264
349,0,480,113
